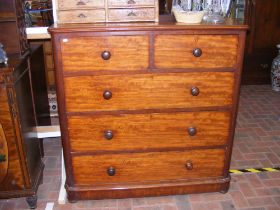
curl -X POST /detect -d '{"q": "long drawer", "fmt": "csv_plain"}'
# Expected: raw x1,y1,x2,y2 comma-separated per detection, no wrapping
72,149,225,184
60,35,149,72
64,72,234,112
68,111,230,152
154,35,238,69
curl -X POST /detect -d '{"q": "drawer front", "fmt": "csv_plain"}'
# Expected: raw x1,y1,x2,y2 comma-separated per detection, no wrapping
58,10,105,23
72,149,225,184
58,0,104,9
64,72,234,112
61,36,149,71
108,8,155,22
154,35,238,69
108,0,155,7
69,112,230,152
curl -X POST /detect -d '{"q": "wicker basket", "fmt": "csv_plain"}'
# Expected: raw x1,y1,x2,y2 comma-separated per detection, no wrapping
173,10,204,24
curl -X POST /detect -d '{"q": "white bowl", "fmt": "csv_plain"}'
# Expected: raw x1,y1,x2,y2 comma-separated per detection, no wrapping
173,10,205,24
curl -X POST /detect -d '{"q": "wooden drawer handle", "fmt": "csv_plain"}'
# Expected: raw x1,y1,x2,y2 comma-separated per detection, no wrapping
127,11,137,16
193,48,202,57
76,0,86,5
77,13,87,18
127,0,136,4
107,167,116,176
188,127,197,136
0,154,6,162
101,51,111,60
104,130,114,140
103,90,112,100
185,161,193,170
190,87,200,96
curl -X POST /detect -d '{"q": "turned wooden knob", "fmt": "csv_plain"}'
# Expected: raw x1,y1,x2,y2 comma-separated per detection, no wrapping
193,48,202,57
185,161,193,170
103,90,112,100
188,127,197,136
107,167,116,176
104,130,114,140
101,51,111,60
190,87,200,96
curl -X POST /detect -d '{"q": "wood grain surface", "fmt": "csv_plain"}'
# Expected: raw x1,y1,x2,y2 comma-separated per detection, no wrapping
0,123,8,184
68,111,230,152
0,84,25,190
72,149,225,184
154,35,238,69
61,35,149,71
64,72,234,112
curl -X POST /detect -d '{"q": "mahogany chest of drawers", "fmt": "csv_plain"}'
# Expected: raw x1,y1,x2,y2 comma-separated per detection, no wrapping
49,19,247,201
56,0,159,23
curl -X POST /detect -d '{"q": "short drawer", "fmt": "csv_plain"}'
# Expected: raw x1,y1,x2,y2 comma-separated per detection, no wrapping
108,0,155,7
58,9,105,23
154,35,238,69
68,111,230,152
108,8,156,22
64,72,234,112
58,0,104,9
61,35,149,72
72,149,225,184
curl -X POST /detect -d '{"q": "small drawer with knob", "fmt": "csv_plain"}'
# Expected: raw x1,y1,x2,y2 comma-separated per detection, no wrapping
64,72,234,112
60,35,149,72
154,35,238,69
58,0,105,10
108,0,156,7
68,111,230,152
108,8,156,22
72,149,225,184
58,9,105,23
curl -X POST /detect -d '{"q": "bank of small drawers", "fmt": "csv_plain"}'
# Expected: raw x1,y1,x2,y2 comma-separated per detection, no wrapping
60,33,238,186
56,0,159,23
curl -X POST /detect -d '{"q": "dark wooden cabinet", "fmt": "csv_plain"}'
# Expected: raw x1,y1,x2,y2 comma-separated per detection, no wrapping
0,0,51,127
0,0,50,208
0,0,29,56
242,0,280,84
0,55,44,209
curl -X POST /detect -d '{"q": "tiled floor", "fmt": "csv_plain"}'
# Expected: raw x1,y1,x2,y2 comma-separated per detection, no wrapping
0,85,280,210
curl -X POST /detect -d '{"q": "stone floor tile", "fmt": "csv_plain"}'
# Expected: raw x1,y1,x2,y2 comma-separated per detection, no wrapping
247,197,276,207
229,191,249,209
174,195,190,210
220,200,236,210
